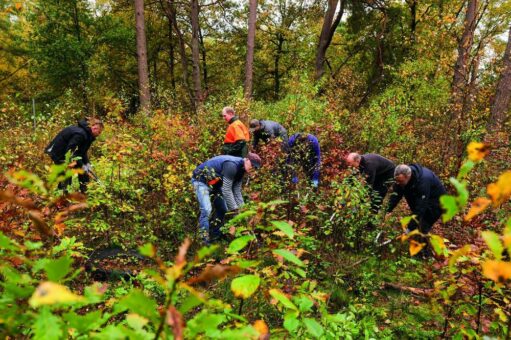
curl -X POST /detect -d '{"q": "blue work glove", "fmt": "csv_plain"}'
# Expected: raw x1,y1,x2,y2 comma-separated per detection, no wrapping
292,176,299,184
311,179,319,188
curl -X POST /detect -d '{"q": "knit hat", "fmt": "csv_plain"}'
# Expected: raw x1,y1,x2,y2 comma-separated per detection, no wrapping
246,152,262,169
249,119,260,133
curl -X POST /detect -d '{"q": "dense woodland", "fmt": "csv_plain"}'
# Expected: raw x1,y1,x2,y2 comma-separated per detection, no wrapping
0,0,511,338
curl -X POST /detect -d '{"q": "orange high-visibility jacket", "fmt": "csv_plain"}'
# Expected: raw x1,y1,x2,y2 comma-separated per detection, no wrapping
224,119,250,143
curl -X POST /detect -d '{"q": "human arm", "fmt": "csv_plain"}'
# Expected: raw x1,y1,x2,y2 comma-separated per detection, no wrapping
221,162,240,211
386,185,404,213
310,136,321,182
233,180,244,207
66,133,87,166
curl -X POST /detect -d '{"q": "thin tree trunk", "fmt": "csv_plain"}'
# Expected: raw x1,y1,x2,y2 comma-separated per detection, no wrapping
164,0,195,112
190,0,202,108
72,0,90,113
487,24,511,131
314,0,344,80
244,0,257,99
135,0,151,114
167,15,176,92
199,25,208,92
274,33,284,99
447,0,477,160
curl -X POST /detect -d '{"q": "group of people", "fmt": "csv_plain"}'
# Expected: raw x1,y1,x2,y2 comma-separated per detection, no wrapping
46,110,447,247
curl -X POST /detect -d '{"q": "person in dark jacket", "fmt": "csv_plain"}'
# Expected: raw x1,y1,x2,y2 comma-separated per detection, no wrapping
386,164,447,234
287,133,321,188
249,119,288,150
346,153,396,211
191,153,261,244
221,107,250,157
45,118,103,192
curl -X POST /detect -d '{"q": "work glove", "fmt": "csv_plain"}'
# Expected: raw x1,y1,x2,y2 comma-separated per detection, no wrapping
311,179,319,188
82,163,92,173
292,176,299,184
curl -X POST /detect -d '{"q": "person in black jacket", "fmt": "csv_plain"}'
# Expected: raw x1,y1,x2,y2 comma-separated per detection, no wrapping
386,164,447,234
45,118,104,192
249,119,288,150
346,153,396,212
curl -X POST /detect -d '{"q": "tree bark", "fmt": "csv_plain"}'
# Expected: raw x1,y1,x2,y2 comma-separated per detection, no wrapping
244,0,257,99
190,0,202,108
274,32,284,99
199,25,208,93
164,0,195,112
314,0,344,80
487,24,511,131
72,0,90,113
167,15,176,92
135,0,151,115
446,0,477,164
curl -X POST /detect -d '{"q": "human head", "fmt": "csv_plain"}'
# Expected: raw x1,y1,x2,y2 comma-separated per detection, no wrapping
89,118,104,137
222,107,235,123
249,119,261,133
394,164,412,187
244,152,262,173
345,152,361,168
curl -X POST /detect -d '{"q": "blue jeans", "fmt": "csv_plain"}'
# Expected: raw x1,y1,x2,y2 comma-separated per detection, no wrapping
192,180,227,243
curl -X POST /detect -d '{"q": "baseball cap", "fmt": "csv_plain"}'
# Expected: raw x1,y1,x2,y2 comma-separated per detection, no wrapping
246,152,262,169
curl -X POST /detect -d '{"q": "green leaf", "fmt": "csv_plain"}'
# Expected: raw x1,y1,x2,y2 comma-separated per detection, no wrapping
44,256,73,282
482,231,504,260
269,289,298,310
233,260,260,269
138,243,155,258
227,235,255,254
0,232,18,251
457,160,475,179
179,294,203,314
302,318,324,338
270,221,295,239
33,308,63,340
429,235,446,256
295,296,314,312
197,245,219,260
272,249,305,267
440,195,458,222
63,310,104,334
226,210,257,225
231,275,260,299
449,178,469,207
283,313,300,333
400,216,415,229
25,241,43,251
115,289,159,322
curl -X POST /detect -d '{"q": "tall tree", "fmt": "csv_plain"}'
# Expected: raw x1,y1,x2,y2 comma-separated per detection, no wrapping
447,0,478,161
190,0,202,108
314,0,344,80
135,0,151,114
244,0,257,99
487,24,511,132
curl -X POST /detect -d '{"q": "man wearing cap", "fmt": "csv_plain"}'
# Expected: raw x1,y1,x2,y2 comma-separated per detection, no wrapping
345,153,396,212
191,153,262,244
287,133,321,188
221,106,250,157
249,119,288,150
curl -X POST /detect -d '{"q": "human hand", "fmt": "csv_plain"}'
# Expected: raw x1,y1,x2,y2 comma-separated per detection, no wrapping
292,176,299,184
311,179,319,188
82,163,92,173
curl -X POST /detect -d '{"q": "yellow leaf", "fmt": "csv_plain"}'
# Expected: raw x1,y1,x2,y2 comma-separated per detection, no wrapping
15,3,22,10
449,245,471,266
409,240,426,256
481,260,511,283
464,197,491,221
399,229,420,242
253,320,269,339
466,142,489,162
29,282,83,307
487,171,511,206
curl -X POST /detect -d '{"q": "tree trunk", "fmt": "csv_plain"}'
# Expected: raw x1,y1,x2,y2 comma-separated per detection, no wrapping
314,0,344,80
135,0,151,115
447,0,477,164
487,24,511,131
164,0,195,112
274,33,284,99
190,0,202,108
199,26,208,93
72,0,90,113
167,15,176,92
244,0,257,99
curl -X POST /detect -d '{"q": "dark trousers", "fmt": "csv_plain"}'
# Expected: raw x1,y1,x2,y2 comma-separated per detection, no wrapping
56,162,89,193
370,182,390,213
408,204,443,234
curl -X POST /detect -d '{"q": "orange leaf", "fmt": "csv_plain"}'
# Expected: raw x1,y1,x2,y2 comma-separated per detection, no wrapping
464,197,491,221
466,142,489,162
487,171,511,206
253,320,269,340
14,3,22,10
187,264,240,284
409,240,425,256
482,260,511,283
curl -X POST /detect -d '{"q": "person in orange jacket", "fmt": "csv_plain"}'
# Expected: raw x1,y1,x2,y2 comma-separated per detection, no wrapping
221,106,250,157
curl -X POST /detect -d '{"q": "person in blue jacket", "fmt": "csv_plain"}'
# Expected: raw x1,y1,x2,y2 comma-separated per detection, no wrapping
386,164,447,234
191,153,261,244
287,133,321,188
